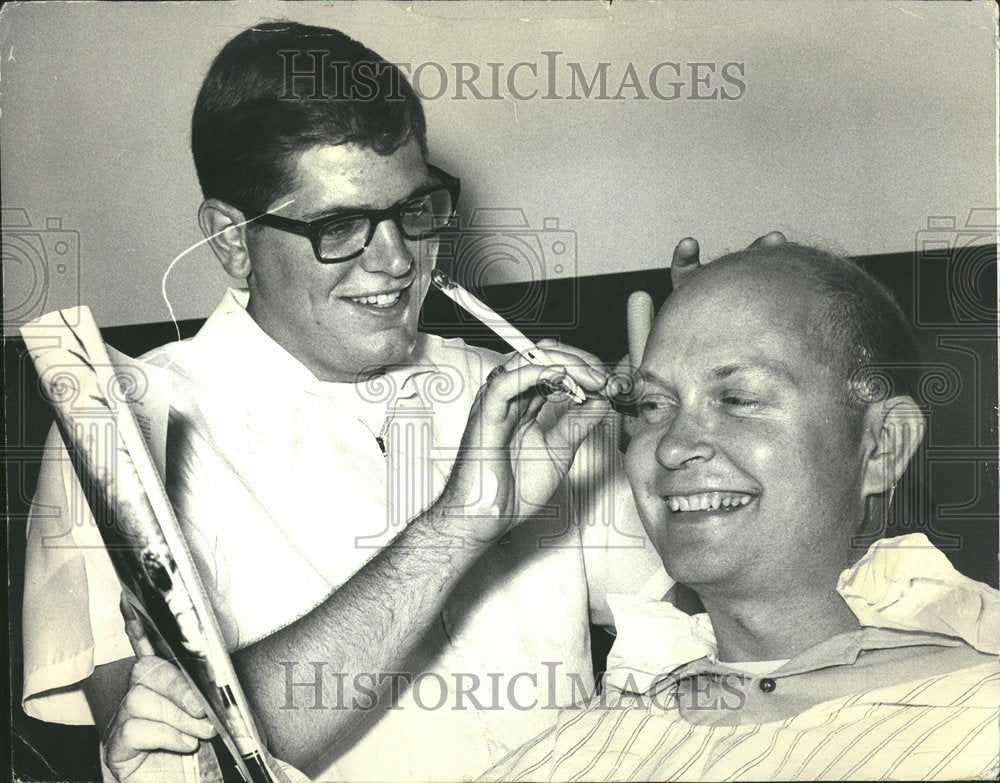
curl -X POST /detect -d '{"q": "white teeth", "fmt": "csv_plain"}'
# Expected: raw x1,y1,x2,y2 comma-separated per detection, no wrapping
666,492,754,512
351,291,401,307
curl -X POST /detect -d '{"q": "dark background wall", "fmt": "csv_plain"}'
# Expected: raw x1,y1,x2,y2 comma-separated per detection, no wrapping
5,246,997,781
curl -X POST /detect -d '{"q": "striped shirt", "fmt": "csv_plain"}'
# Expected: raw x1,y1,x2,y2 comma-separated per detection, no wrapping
486,659,998,781
485,536,1000,781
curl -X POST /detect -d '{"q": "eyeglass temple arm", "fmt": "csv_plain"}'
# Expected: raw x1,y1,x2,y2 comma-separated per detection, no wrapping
245,211,312,237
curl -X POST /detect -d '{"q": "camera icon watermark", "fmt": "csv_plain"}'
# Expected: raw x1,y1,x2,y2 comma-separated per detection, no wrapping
2,207,81,331
420,207,579,334
913,209,997,328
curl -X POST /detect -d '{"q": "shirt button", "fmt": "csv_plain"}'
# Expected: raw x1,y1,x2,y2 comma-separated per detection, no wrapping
759,677,777,693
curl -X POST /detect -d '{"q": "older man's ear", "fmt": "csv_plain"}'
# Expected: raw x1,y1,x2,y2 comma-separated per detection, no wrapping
857,396,926,530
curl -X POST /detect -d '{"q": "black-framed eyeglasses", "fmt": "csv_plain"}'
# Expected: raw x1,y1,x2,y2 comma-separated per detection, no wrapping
240,165,461,264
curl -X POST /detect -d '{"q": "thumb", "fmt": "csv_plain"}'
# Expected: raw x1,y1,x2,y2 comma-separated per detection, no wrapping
121,596,156,657
670,236,701,289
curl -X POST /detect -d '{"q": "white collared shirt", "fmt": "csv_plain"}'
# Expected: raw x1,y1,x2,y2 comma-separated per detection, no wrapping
22,289,660,781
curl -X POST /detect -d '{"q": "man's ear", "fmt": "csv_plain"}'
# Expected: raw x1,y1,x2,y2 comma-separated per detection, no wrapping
198,199,253,280
860,395,926,499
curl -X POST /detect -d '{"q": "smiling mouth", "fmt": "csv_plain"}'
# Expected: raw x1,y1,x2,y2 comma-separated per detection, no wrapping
666,491,756,513
346,281,412,309
350,291,403,308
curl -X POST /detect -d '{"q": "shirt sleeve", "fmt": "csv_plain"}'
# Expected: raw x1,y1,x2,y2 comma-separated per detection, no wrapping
22,424,132,725
571,419,664,627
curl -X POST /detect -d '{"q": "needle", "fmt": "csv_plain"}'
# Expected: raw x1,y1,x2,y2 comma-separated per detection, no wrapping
430,269,587,403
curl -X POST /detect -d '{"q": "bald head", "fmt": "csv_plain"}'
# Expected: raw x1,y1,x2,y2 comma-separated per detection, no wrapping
660,243,919,408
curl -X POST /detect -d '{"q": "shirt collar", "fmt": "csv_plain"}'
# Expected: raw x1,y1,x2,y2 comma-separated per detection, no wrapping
188,288,440,401
666,626,971,685
605,533,1000,694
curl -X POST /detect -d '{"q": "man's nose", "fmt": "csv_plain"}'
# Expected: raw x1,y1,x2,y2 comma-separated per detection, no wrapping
655,406,716,469
360,218,414,277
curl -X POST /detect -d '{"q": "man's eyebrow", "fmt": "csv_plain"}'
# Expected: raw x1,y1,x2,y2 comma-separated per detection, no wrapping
300,178,439,222
635,364,798,390
300,203,371,221
708,363,798,386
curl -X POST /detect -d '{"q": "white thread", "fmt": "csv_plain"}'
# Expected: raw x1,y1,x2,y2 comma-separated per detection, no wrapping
160,199,296,343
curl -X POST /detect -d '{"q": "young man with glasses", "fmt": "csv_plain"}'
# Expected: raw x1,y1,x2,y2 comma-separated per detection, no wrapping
23,21,677,782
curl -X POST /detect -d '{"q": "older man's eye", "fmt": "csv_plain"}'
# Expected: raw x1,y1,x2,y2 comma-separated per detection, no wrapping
721,395,759,409
637,398,676,424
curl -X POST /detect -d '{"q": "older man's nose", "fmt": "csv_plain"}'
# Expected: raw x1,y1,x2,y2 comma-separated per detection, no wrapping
361,219,414,277
655,408,716,469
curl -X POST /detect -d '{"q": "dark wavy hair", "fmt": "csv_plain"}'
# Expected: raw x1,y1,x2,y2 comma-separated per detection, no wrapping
191,21,427,214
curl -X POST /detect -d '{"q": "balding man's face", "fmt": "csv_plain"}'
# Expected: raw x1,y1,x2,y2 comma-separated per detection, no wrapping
624,263,869,598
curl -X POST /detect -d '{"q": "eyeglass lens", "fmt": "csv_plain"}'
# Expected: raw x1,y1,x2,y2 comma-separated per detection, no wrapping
317,187,454,260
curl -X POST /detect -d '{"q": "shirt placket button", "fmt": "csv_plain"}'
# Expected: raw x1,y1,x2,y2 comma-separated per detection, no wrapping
759,677,777,693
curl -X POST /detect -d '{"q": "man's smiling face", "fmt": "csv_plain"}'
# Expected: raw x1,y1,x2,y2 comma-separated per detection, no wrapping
244,139,438,381
625,258,870,598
